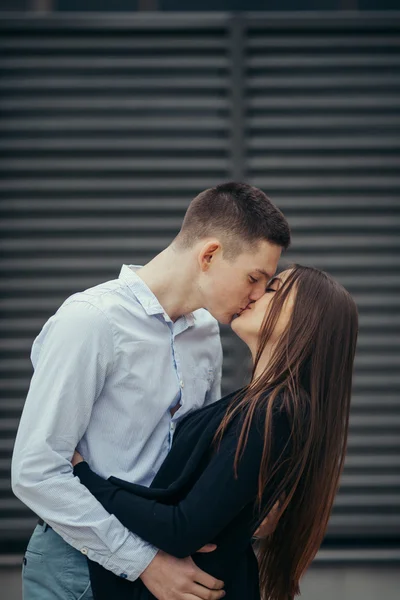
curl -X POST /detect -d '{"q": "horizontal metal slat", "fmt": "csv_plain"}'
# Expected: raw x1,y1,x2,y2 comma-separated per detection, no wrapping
1,197,399,213
0,14,229,31
350,394,400,407
0,318,50,331
247,35,400,49
348,435,400,448
352,356,400,369
314,547,400,563
0,438,21,451
0,12,228,25
0,75,228,91
0,498,29,511
248,136,400,150
249,176,400,191
247,55,400,69
0,36,228,51
248,74,400,90
248,115,400,129
2,116,229,131
345,456,400,468
2,177,400,194
358,315,400,328
2,234,398,252
340,475,400,487
0,398,25,411
1,216,399,231
0,138,228,152
0,238,172,252
334,494,400,507
0,517,47,532
246,14,400,29
0,157,230,172
0,418,19,431
1,258,399,277
248,156,400,169
0,177,227,192
248,96,400,111
348,414,400,428
0,56,230,69
328,514,400,531
0,97,229,111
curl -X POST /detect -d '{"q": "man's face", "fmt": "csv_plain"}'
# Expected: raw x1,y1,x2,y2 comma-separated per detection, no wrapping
200,240,282,325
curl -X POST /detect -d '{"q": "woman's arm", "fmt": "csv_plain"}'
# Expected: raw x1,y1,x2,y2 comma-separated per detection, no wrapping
73,411,289,559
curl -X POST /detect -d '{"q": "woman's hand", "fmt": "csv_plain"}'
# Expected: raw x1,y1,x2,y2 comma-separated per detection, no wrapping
72,450,85,467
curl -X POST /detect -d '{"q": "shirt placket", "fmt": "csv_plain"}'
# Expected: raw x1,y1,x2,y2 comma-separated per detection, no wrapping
167,318,189,447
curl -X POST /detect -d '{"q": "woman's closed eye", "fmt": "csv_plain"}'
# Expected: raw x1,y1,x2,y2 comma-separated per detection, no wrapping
265,276,282,293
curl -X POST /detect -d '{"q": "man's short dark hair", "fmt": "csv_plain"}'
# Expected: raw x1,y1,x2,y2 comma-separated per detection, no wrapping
175,182,291,259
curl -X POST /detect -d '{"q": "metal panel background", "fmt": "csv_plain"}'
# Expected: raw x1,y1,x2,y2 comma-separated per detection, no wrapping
0,12,399,553
245,14,400,541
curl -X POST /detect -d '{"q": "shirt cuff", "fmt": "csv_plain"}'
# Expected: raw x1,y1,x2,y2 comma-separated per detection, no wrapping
101,535,159,582
73,461,159,581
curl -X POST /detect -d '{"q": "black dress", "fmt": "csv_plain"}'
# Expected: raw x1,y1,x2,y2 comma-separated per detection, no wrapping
73,389,291,600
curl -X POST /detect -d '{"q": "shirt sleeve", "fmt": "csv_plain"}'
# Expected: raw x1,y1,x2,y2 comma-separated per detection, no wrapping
74,407,289,560
11,300,157,581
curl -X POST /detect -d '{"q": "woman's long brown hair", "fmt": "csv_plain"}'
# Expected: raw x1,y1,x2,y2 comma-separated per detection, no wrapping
213,265,359,600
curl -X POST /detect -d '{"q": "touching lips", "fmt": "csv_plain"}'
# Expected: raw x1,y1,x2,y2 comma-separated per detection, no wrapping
240,304,252,313
233,304,252,319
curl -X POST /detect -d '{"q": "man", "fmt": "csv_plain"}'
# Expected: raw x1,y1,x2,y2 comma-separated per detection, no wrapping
12,182,290,600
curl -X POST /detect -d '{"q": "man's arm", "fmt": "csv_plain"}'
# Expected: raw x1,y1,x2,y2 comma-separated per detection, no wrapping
73,405,289,559
11,300,157,581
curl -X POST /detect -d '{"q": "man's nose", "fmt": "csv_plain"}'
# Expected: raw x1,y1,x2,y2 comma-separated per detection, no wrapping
249,287,264,302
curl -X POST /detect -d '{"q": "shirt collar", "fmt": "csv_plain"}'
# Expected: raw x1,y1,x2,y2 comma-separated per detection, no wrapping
118,264,196,325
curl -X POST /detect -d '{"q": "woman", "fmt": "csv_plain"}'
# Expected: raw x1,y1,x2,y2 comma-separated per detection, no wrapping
72,265,358,600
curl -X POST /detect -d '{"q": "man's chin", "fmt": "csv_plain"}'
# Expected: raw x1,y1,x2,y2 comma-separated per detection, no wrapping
229,313,240,327
214,313,235,326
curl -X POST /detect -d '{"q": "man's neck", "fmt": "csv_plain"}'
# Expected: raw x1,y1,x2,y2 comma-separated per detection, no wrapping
135,246,203,322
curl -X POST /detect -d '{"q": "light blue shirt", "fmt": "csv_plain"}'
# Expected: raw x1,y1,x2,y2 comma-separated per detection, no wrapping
11,265,223,581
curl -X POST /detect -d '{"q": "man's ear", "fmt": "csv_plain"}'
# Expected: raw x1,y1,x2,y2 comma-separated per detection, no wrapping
198,240,221,272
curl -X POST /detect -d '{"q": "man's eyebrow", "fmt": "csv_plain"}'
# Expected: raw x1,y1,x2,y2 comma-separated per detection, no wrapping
255,269,273,279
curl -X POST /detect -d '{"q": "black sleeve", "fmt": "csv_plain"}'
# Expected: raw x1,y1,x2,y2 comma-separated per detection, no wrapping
74,410,288,559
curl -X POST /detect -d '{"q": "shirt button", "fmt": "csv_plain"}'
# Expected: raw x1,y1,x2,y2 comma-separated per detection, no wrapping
179,380,184,389
120,573,128,579
170,423,175,431
81,547,88,555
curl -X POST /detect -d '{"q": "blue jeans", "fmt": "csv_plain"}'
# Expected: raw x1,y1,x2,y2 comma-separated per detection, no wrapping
22,522,93,600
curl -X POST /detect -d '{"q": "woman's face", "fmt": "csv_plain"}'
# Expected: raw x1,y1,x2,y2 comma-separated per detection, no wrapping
231,269,296,349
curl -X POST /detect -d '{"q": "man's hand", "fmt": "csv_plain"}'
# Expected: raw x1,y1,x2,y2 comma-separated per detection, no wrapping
140,549,225,600
71,450,84,467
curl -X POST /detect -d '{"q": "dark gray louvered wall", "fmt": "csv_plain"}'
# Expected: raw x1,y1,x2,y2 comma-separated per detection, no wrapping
0,14,239,549
245,14,400,541
0,13,399,554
